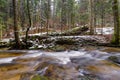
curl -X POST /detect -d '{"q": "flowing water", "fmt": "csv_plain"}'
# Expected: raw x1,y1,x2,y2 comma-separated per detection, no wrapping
0,47,120,80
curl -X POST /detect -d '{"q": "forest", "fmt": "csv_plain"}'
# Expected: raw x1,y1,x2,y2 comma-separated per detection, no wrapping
0,0,120,80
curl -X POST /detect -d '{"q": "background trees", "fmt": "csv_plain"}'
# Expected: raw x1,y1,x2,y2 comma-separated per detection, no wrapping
0,0,119,45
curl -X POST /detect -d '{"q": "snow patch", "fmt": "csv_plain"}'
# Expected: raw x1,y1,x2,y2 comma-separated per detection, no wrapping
96,27,114,35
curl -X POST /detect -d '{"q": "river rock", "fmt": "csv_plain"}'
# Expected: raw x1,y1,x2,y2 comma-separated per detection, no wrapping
31,75,49,80
108,56,120,64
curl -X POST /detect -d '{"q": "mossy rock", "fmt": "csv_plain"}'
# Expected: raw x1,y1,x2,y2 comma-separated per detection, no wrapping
35,62,69,80
48,45,66,52
31,75,48,80
49,26,88,36
102,47,120,52
55,38,77,45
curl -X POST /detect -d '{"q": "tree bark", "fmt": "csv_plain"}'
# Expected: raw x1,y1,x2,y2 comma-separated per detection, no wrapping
61,0,67,33
89,0,94,35
112,0,120,44
13,0,20,49
25,0,32,48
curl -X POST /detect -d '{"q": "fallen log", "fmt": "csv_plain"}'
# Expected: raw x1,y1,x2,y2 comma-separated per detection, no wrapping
49,26,88,36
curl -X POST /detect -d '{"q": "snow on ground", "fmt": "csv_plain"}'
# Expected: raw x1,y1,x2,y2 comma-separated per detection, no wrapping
96,27,114,35
1,27,114,43
1,32,47,42
28,32,47,36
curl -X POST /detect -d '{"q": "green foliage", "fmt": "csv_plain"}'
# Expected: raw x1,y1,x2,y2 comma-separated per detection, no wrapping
0,0,7,8
0,19,6,30
111,36,120,45
31,75,49,80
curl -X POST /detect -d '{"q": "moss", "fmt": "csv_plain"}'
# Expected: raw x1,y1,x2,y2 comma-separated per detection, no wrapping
108,56,119,63
55,38,77,45
111,36,120,45
49,26,88,36
48,45,66,52
31,75,49,80
102,47,120,52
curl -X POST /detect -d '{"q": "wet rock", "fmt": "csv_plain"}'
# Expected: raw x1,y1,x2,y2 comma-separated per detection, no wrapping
70,46,80,51
0,52,24,58
0,63,28,72
20,73,33,80
102,47,120,53
31,75,49,80
20,73,49,80
34,61,80,80
108,56,120,64
71,57,96,68
78,74,101,80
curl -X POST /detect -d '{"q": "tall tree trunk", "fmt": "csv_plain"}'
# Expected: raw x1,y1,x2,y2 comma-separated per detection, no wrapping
46,0,50,35
0,25,2,41
89,0,94,35
101,0,105,35
93,0,96,34
6,0,10,32
40,0,43,35
25,0,32,48
112,0,120,44
52,0,56,32
61,0,67,33
20,0,25,30
13,0,20,49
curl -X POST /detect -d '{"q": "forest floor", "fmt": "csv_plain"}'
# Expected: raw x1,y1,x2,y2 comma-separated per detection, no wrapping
0,26,116,50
